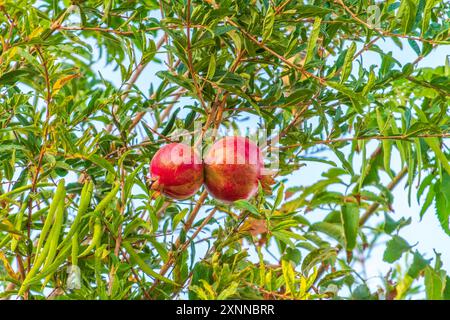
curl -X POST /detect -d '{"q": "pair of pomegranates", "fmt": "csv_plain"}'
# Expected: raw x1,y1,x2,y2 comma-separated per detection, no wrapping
149,136,265,203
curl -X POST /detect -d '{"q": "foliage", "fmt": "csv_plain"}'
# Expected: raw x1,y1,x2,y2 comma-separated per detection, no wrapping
0,0,449,300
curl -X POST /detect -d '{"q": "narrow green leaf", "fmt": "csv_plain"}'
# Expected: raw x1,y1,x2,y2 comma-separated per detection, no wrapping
233,199,259,216
326,81,366,114
340,42,356,83
425,138,450,176
123,241,178,286
425,266,444,300
305,17,322,64
88,154,116,176
421,0,439,36
301,248,337,274
340,204,359,252
206,55,216,79
94,183,120,214
160,108,180,137
262,7,275,42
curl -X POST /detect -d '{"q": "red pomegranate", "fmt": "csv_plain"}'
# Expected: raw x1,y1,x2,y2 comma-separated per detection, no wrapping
204,136,264,203
150,143,203,200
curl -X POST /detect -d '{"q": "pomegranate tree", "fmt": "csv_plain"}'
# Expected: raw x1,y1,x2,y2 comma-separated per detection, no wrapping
150,143,203,200
204,136,265,203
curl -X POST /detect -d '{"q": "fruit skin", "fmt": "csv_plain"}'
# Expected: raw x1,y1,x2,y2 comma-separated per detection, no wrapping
204,136,264,203
150,143,203,200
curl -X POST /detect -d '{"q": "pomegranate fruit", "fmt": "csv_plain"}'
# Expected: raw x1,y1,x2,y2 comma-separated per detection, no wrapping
204,136,264,203
150,143,203,200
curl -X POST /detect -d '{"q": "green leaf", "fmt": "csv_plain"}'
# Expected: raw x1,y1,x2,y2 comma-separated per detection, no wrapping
444,276,450,300
295,5,332,17
281,259,295,295
206,55,216,79
0,221,23,236
425,266,445,300
157,71,195,92
420,186,435,219
304,17,322,64
407,251,431,279
310,222,343,241
273,183,284,210
340,42,356,83
122,241,178,286
172,208,188,231
88,154,116,176
318,270,351,287
326,81,366,114
286,88,315,106
189,262,213,299
301,248,337,274
340,203,359,252
142,39,156,64
362,69,376,96
398,0,418,34
408,39,421,56
352,284,372,300
434,174,450,235
262,7,275,42
272,230,296,248
424,138,450,176
283,247,302,265
384,212,411,234
160,108,180,137
383,236,412,263
330,146,354,175
217,281,239,300
233,199,259,216
0,70,30,86
421,0,439,35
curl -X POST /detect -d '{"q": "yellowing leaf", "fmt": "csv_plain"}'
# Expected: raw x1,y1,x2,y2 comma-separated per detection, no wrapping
281,259,296,296
29,27,44,40
299,275,307,298
0,251,17,279
52,73,81,95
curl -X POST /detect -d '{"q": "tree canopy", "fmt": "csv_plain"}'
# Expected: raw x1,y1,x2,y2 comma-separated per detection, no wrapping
0,0,449,300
